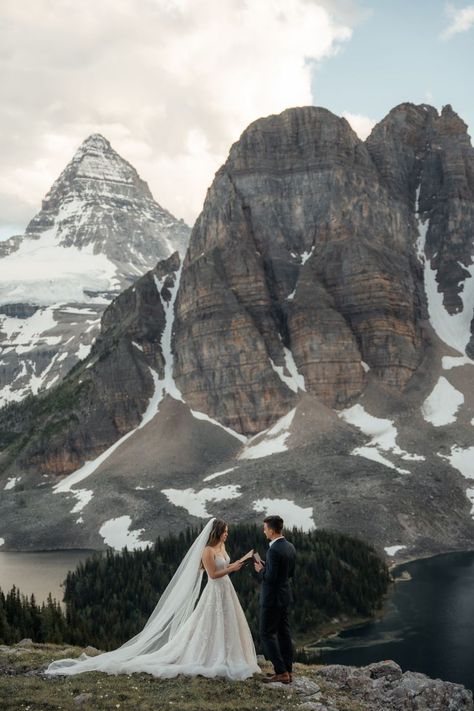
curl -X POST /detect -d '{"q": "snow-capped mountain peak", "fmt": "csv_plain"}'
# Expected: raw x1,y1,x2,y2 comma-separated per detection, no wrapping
0,134,190,408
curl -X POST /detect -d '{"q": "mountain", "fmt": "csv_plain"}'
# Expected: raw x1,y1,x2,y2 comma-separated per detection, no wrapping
0,104,473,562
0,134,190,409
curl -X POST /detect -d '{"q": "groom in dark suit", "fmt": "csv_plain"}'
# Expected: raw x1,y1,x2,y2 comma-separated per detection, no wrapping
254,515,296,684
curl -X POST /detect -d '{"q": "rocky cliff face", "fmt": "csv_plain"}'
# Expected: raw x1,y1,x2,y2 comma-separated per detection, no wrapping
0,253,181,481
174,107,427,434
0,135,190,409
366,103,474,357
0,103,473,562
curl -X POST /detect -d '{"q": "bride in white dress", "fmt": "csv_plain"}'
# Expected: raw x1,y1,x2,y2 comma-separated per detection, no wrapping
45,518,260,680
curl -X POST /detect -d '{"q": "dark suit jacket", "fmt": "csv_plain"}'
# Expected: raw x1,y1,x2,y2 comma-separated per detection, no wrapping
257,537,296,608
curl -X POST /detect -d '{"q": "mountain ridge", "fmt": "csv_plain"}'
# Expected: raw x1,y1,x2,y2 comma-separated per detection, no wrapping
0,102,473,563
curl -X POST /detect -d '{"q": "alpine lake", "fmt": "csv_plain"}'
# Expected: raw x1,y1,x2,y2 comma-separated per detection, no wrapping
309,550,474,692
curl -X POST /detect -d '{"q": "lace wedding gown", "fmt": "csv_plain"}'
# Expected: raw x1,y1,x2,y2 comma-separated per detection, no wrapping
45,548,260,681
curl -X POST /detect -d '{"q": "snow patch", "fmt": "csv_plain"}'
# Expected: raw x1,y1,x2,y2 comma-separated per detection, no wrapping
190,409,247,443
4,476,21,490
69,489,94,514
0,227,120,306
439,446,474,517
439,445,474,480
239,409,296,460
149,267,185,406
352,446,410,474
466,489,474,517
283,347,306,391
300,246,315,265
252,498,315,531
0,538,4,546
269,348,305,393
203,467,235,482
384,545,406,556
99,515,153,551
339,404,423,469
59,307,98,316
416,210,474,355
0,307,61,354
162,484,242,518
76,343,91,360
0,308,97,407
421,377,464,426
442,355,474,369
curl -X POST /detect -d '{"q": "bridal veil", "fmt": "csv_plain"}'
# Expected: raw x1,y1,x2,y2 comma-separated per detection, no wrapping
45,517,216,675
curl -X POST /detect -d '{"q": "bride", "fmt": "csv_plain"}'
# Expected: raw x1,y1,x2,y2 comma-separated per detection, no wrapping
45,517,261,680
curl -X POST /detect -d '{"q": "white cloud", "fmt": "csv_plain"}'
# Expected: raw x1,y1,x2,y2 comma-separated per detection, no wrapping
441,3,474,40
342,112,376,140
0,0,353,230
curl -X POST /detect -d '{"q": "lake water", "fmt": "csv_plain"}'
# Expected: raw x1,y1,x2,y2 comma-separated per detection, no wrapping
0,549,95,607
312,550,474,692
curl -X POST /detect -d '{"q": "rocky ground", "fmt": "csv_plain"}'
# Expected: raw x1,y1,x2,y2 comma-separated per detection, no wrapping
0,640,472,710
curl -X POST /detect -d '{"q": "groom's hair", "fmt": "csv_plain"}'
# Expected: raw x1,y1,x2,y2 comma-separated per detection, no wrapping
264,515,284,533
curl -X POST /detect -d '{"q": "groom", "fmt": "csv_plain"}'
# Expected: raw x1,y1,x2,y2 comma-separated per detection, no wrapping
254,515,296,684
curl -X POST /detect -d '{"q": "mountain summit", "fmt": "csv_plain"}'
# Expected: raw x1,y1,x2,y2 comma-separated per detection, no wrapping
0,134,190,408
25,132,189,259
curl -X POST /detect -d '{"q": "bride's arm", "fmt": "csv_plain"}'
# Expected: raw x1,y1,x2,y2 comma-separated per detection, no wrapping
201,547,243,578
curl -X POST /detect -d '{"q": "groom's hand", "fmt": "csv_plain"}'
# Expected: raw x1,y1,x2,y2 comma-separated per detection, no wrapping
254,560,264,572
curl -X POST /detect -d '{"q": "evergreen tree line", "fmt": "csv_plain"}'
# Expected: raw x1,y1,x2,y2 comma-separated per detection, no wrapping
0,525,391,654
0,587,67,644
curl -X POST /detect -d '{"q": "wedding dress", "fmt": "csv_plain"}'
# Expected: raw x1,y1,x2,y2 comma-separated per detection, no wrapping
44,518,260,680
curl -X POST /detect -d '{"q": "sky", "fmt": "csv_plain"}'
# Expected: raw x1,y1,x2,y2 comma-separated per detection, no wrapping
1,0,473,238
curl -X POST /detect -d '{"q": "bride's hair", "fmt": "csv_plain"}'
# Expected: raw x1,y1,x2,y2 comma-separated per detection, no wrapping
206,519,227,547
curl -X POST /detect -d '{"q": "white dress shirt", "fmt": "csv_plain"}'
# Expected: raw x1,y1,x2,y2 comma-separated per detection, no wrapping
269,535,284,547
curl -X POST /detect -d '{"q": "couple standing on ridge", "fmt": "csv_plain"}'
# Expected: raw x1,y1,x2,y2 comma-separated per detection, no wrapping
45,515,297,684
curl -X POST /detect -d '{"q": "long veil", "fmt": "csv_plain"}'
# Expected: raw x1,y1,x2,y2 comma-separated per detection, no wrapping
45,518,216,676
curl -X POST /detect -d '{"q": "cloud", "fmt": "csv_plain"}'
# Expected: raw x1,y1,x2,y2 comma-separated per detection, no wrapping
0,0,353,231
343,112,376,140
441,3,474,40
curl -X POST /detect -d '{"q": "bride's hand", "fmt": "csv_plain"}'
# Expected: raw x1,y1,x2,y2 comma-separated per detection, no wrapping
228,560,244,573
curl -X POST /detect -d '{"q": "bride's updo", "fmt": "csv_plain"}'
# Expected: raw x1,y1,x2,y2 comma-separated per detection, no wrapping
206,519,227,547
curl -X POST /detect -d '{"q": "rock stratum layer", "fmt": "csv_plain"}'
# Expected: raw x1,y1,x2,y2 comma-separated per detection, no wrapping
174,106,434,434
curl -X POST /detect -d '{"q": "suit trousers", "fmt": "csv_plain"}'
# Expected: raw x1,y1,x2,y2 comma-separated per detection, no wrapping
259,604,293,675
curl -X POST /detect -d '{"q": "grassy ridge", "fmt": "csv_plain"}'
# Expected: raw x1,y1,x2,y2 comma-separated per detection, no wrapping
0,643,366,711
